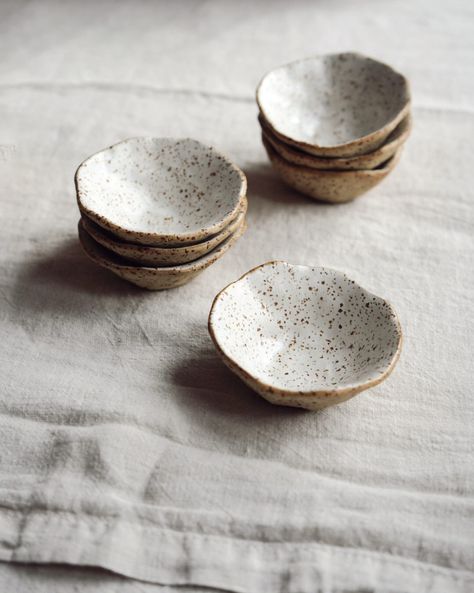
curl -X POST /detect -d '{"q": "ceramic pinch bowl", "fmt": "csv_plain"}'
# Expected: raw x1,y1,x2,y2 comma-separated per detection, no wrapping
75,137,247,246
209,262,402,411
262,134,402,203
80,197,248,267
78,218,247,290
257,52,410,158
260,113,412,171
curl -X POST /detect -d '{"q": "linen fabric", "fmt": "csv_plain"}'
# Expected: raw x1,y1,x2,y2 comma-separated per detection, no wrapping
0,1,473,591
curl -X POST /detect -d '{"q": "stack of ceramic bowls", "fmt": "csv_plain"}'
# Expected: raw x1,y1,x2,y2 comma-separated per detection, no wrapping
257,52,411,203
75,137,247,290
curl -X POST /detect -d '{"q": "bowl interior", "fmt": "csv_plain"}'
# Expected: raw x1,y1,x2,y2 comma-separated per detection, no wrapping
76,137,245,236
81,194,247,252
210,262,401,392
260,112,412,165
258,53,409,147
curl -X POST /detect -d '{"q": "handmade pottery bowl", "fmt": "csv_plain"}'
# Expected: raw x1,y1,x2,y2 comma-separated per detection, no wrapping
81,197,247,266
78,218,247,290
209,261,402,410
260,113,411,171
262,135,402,203
75,137,247,246
257,53,410,157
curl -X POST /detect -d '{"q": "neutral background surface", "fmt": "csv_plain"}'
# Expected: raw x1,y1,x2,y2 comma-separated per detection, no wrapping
0,1,473,592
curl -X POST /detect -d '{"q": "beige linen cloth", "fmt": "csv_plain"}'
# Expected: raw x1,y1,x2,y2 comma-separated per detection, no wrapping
0,1,473,592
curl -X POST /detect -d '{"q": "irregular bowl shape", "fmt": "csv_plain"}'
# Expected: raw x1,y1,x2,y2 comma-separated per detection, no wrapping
81,196,247,266
262,135,402,203
78,218,247,290
209,261,402,410
260,113,411,171
75,137,247,246
257,52,410,157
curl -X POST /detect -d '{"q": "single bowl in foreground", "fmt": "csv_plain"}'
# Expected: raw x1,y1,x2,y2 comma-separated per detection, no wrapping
209,261,402,410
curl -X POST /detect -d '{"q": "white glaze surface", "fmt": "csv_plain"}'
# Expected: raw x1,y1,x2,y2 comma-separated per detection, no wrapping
257,53,410,155
76,137,247,244
209,262,401,408
80,196,247,266
260,113,411,171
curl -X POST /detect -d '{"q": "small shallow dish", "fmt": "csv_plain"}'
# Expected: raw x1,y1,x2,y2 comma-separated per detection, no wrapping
209,261,402,410
78,218,247,290
260,113,411,171
257,52,410,157
81,197,247,266
263,135,402,203
75,137,247,246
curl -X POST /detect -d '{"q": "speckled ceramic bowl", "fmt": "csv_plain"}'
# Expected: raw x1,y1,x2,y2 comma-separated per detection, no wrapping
209,262,402,410
81,196,247,266
257,53,410,157
262,135,402,203
75,137,247,246
260,113,411,171
78,218,247,290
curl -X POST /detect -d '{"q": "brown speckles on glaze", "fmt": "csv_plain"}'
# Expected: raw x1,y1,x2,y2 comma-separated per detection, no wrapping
208,261,402,411
262,135,402,203
80,196,247,267
75,137,247,246
257,52,411,157
78,218,247,290
260,113,412,171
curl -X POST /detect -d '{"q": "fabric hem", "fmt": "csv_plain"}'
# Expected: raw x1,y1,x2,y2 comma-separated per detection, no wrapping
0,507,472,593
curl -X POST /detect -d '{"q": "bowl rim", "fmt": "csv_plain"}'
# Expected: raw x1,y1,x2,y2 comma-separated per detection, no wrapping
80,195,248,258
259,112,412,169
256,52,411,153
75,136,247,245
262,133,403,177
78,217,247,275
208,260,403,399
